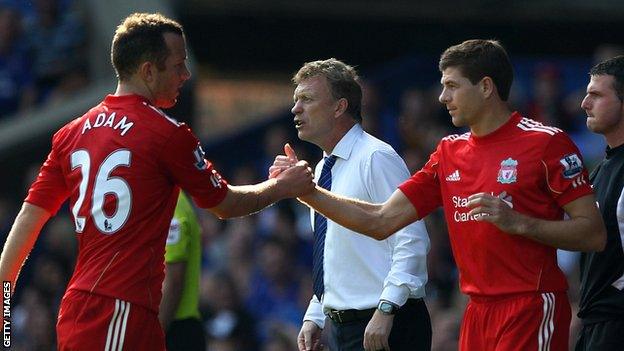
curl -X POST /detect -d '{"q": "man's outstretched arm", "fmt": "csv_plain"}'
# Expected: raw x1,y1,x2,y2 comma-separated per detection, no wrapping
0,203,51,291
299,187,420,241
209,160,314,219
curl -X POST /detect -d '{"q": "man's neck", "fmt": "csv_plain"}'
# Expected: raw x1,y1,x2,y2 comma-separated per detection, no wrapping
321,120,357,154
114,79,154,104
604,131,624,149
469,102,512,137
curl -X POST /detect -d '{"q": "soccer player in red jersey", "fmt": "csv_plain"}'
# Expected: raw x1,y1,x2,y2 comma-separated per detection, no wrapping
0,13,314,351
274,40,606,351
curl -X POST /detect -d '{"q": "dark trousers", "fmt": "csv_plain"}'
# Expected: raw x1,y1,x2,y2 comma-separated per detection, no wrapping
165,317,205,351
327,298,431,351
575,319,624,351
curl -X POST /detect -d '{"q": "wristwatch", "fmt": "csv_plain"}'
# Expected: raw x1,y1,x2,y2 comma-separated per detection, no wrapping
377,300,399,315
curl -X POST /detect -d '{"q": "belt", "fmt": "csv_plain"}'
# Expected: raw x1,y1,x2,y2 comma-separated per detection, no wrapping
325,298,425,324
326,308,376,324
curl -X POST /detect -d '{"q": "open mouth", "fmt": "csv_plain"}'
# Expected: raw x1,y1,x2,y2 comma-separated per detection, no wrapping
294,120,303,128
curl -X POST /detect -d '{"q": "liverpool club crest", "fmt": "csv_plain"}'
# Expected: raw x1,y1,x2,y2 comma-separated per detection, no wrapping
497,158,518,184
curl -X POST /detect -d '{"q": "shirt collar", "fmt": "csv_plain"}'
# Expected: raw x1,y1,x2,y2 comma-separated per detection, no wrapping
469,111,522,146
606,142,624,159
325,124,362,161
104,94,151,106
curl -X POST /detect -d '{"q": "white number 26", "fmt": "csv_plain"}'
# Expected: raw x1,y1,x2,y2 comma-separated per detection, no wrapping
70,149,132,234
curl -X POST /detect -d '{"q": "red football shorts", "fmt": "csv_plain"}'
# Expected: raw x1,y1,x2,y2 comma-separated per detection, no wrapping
56,289,165,351
459,292,571,351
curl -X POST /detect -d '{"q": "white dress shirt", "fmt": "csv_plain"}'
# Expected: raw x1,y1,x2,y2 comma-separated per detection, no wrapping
303,124,430,328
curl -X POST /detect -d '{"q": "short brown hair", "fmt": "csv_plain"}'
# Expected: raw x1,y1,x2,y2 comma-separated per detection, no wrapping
293,58,362,122
590,55,624,101
111,13,184,81
439,39,514,101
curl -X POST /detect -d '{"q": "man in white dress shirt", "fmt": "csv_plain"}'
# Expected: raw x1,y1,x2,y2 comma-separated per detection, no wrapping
270,58,431,351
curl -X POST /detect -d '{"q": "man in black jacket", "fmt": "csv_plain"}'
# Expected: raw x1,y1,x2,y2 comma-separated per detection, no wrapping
577,55,624,350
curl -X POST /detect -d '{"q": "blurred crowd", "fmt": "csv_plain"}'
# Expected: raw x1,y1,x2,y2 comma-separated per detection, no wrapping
0,0,88,120
0,2,622,350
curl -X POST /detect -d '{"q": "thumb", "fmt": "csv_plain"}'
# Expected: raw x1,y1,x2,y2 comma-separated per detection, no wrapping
284,143,299,162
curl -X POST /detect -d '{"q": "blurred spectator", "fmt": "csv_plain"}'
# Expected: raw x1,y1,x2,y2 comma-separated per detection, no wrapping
257,125,290,176
424,211,458,310
262,329,299,351
0,196,17,235
0,5,35,118
360,79,383,138
25,0,87,105
526,63,578,132
198,209,226,268
397,87,450,168
592,44,624,65
430,309,462,351
202,270,257,351
245,236,304,342
13,286,57,350
222,217,257,297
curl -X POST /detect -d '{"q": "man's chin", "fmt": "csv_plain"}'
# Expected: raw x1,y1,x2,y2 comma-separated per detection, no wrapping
586,119,600,133
451,116,466,128
297,130,308,142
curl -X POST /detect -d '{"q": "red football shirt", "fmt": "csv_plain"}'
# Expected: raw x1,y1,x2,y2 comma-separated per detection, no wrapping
26,94,228,312
399,112,592,296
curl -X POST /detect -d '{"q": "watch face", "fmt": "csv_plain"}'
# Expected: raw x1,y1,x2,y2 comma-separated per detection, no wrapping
379,302,395,314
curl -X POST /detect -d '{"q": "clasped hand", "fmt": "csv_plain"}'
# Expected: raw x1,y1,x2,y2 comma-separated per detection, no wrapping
269,143,315,198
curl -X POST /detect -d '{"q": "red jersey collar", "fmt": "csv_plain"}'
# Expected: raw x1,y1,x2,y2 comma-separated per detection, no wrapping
469,111,522,146
103,94,152,106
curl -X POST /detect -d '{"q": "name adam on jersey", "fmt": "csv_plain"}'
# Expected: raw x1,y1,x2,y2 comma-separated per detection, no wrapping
81,112,134,136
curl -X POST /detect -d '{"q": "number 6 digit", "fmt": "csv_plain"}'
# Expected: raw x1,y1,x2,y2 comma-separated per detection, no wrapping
70,149,132,234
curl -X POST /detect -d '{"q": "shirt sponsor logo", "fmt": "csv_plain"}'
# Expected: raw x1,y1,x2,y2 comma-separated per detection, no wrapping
559,153,583,179
452,192,513,222
446,170,461,182
497,158,518,184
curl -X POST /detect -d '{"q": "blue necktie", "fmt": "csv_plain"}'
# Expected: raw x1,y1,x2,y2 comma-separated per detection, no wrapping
312,155,337,301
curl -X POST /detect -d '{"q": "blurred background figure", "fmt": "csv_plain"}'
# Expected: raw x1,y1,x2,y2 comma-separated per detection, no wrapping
25,0,87,105
161,192,205,351
202,270,257,351
0,5,35,119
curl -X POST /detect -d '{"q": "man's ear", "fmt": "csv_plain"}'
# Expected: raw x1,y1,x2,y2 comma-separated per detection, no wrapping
138,61,154,82
480,76,495,99
335,97,348,117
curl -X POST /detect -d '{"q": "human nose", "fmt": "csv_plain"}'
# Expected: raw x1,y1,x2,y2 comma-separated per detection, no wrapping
291,101,302,115
580,95,590,111
439,88,449,104
181,63,191,81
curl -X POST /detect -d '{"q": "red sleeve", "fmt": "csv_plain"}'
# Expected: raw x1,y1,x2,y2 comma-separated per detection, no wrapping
398,142,443,219
25,131,71,215
160,125,228,208
543,132,593,207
